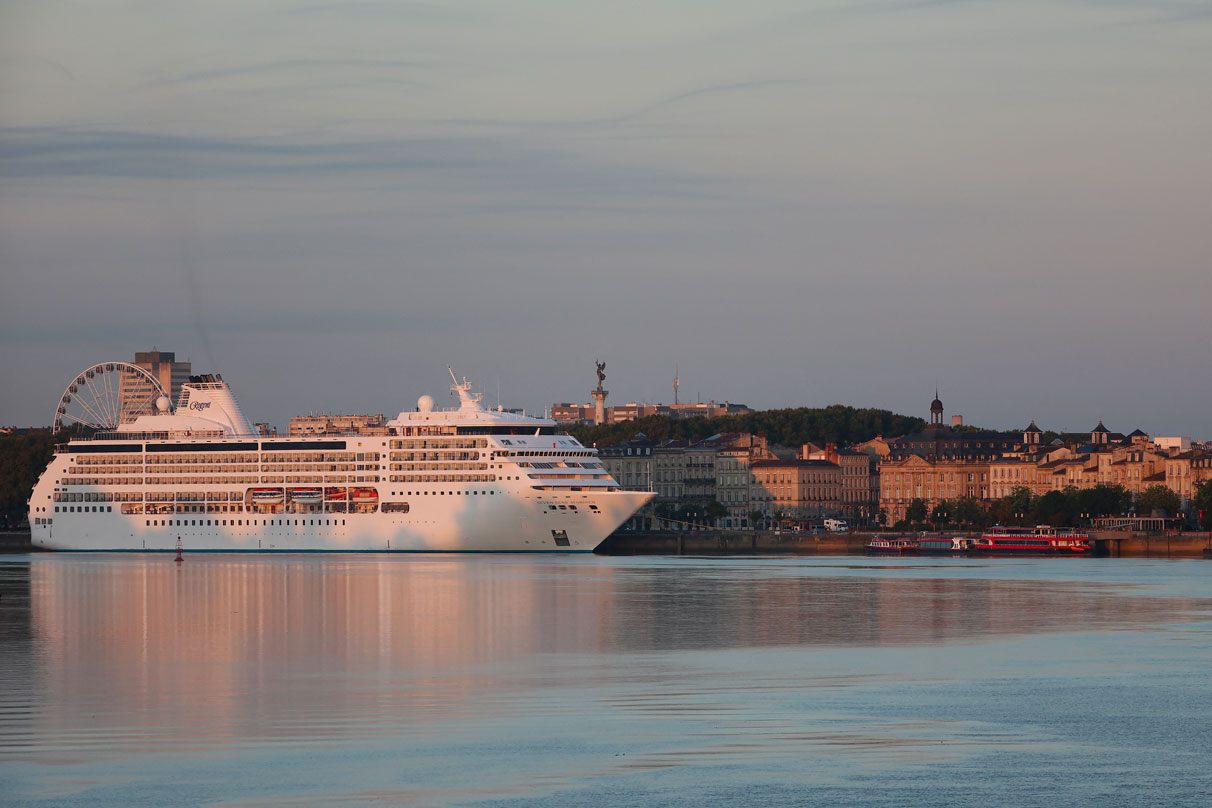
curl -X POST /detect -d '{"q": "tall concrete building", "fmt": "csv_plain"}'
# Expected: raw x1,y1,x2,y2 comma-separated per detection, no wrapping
121,350,191,422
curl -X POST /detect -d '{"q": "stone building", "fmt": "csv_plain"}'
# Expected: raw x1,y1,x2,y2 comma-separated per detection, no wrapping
877,393,1019,524
750,458,841,526
716,433,774,529
598,434,656,530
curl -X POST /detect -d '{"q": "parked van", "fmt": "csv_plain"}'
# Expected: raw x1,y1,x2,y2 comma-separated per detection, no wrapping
823,518,849,532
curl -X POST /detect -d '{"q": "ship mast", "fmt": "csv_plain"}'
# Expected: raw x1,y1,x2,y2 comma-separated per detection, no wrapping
448,366,481,409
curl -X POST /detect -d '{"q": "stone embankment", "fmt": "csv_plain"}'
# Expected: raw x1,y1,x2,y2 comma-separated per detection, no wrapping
0,530,35,552
597,530,1212,559
4,529,1209,557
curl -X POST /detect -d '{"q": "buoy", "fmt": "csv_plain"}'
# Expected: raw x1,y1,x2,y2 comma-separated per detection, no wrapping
175,537,183,563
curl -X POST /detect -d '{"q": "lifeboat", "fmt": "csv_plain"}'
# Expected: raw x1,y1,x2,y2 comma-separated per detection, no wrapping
290,487,323,504
350,487,379,500
324,487,347,501
249,488,284,504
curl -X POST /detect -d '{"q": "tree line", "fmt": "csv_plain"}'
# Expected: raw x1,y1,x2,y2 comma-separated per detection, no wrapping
896,482,1212,531
0,429,66,528
566,405,926,449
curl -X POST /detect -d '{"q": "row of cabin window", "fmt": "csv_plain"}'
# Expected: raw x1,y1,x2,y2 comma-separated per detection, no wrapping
143,518,350,527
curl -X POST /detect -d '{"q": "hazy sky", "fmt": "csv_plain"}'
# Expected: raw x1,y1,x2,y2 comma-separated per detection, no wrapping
2,1,1210,437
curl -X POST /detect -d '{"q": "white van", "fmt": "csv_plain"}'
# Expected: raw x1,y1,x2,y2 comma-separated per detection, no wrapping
823,519,848,532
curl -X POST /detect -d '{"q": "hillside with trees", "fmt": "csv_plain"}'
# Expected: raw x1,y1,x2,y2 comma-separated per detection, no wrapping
565,405,926,449
0,429,67,528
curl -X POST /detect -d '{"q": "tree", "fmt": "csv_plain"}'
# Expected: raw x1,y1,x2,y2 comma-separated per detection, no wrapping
1035,490,1071,526
1137,485,1181,517
0,428,77,528
1193,480,1212,530
1004,486,1032,523
704,500,727,526
654,503,675,529
930,501,950,528
952,496,984,528
877,509,888,527
748,510,765,531
567,405,928,453
905,498,927,527
1073,484,1129,521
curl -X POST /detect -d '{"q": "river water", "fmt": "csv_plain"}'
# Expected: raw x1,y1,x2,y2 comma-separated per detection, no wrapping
1,554,1209,807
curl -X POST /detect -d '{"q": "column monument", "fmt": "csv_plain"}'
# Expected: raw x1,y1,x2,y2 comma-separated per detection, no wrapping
591,361,608,425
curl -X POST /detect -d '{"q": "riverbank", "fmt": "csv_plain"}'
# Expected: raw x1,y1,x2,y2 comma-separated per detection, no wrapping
5,529,1209,557
0,530,33,552
596,530,1212,558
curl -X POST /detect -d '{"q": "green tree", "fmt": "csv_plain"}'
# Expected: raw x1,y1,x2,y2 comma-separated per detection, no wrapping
1073,484,1130,521
568,405,928,451
1034,490,1072,526
704,500,727,526
0,428,78,528
1137,485,1181,517
930,501,950,528
952,496,984,528
1193,480,1212,530
748,510,765,531
989,486,1032,526
905,498,927,527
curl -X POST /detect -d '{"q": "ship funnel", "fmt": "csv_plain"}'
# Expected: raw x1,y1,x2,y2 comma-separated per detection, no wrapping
175,376,259,436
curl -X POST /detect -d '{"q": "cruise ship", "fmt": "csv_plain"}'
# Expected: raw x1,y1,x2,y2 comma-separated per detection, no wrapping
28,370,653,552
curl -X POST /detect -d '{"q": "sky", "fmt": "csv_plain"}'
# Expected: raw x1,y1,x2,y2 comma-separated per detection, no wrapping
2,1,1210,437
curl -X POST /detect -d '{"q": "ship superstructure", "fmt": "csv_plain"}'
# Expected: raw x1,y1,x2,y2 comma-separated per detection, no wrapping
29,370,652,552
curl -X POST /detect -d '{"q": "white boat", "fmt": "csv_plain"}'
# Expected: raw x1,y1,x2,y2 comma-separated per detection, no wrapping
28,369,653,552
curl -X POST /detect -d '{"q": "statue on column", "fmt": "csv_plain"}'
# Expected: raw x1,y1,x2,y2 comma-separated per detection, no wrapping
595,361,606,392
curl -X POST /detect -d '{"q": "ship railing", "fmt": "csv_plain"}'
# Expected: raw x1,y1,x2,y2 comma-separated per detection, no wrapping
93,429,228,441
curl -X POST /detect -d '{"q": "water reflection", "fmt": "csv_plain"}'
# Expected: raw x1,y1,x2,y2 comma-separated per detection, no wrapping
2,555,1210,806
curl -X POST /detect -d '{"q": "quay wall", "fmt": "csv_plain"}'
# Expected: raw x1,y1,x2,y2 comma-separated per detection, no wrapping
0,530,34,553
4,529,1209,558
597,530,1212,559
596,531,870,556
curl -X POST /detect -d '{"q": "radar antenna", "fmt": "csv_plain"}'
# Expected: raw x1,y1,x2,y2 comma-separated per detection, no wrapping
448,366,482,408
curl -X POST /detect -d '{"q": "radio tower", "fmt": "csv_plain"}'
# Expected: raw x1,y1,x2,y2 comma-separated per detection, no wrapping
673,365,680,406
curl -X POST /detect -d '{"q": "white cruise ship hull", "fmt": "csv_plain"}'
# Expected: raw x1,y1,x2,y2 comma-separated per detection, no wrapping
30,369,654,553
32,490,652,553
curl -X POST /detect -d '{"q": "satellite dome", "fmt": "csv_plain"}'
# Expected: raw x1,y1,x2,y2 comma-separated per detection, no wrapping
417,395,434,412
155,395,172,412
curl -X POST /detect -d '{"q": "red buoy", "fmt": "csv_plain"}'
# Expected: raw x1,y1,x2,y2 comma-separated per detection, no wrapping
174,536,183,563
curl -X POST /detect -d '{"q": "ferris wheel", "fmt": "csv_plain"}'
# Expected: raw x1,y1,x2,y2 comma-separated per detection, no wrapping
52,362,169,435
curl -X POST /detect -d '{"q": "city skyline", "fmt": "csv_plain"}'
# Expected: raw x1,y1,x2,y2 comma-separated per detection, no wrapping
9,347,1208,442
2,2,1210,436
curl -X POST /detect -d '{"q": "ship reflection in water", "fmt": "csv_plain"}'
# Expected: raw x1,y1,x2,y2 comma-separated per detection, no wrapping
3,556,1211,806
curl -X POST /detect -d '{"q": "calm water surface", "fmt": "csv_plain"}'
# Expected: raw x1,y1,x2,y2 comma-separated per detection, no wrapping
1,554,1209,807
